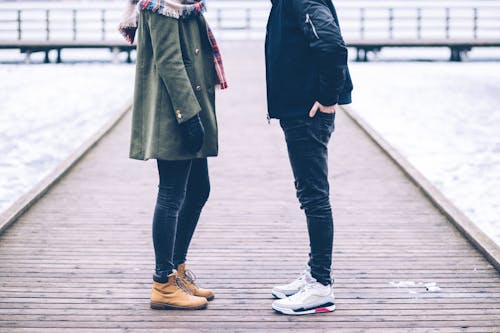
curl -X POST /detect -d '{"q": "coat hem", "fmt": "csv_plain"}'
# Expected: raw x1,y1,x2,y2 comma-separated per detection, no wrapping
129,152,218,161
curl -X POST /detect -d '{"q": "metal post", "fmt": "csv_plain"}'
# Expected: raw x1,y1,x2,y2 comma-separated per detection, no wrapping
17,10,22,40
101,9,106,41
217,8,222,29
360,8,365,39
112,47,119,64
445,7,450,39
473,8,478,39
72,9,77,40
417,8,422,40
450,47,461,62
246,8,251,30
45,9,50,40
388,8,394,40
24,50,31,64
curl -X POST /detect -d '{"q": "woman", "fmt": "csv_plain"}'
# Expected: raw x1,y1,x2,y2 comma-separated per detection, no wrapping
119,0,227,310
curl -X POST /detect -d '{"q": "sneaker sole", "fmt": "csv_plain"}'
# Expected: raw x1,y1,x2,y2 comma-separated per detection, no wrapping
150,302,208,310
272,302,336,316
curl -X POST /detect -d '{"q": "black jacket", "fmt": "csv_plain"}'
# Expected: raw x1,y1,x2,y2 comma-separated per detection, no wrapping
265,0,353,119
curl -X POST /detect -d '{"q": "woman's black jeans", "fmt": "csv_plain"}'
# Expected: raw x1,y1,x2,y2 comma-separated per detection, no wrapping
152,158,210,283
280,112,335,286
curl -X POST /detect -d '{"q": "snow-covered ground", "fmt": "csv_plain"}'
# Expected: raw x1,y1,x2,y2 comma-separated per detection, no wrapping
349,59,500,245
0,53,134,214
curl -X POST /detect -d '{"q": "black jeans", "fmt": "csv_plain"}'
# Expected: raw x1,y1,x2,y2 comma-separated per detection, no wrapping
152,158,210,283
280,112,335,286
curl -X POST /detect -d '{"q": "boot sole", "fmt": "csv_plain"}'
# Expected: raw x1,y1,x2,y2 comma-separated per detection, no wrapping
206,295,215,301
150,302,208,310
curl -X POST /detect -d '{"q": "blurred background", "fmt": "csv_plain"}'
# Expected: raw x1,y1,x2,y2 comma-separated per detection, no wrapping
0,0,499,245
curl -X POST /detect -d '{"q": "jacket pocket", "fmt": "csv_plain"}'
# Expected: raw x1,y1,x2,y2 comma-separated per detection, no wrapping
305,14,320,40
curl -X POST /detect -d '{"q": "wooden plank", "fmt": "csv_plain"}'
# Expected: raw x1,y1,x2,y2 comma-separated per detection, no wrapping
0,327,491,333
1,320,499,329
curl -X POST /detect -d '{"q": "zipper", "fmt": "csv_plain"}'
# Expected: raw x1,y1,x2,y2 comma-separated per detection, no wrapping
305,14,320,40
267,113,271,124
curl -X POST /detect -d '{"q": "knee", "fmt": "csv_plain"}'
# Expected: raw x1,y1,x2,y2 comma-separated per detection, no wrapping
193,180,210,207
301,196,331,216
183,178,211,210
156,185,185,211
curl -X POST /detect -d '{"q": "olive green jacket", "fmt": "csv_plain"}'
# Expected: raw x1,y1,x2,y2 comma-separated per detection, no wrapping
130,10,218,161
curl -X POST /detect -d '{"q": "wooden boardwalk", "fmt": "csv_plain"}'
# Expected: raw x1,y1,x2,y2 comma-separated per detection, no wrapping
0,42,499,332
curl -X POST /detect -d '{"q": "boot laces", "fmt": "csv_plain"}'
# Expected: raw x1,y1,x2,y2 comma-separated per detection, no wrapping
184,269,198,285
175,277,193,295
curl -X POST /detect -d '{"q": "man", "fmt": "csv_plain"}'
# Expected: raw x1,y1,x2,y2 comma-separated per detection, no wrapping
265,0,353,315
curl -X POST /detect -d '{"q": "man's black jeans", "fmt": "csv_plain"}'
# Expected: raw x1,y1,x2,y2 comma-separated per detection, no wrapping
280,112,335,286
152,158,210,283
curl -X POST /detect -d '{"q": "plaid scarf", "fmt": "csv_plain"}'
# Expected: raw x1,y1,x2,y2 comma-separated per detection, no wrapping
119,0,228,89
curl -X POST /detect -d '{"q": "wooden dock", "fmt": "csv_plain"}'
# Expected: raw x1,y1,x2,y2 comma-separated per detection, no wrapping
0,42,499,332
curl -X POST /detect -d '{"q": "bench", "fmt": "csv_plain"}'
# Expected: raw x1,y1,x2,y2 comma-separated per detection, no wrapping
348,39,500,61
0,41,135,63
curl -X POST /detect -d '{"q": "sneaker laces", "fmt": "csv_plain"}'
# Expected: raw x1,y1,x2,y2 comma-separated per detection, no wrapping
294,269,310,283
287,284,311,302
287,275,316,301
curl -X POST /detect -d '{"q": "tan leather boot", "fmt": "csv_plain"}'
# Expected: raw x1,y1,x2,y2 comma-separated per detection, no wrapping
150,272,208,310
177,263,215,301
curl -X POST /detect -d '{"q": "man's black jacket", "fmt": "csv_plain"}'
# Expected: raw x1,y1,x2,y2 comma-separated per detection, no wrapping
265,0,353,119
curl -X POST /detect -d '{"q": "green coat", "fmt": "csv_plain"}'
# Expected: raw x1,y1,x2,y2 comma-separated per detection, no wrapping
130,10,218,161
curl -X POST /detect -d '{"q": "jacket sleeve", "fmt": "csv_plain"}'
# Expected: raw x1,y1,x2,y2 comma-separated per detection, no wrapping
291,0,348,106
147,12,201,124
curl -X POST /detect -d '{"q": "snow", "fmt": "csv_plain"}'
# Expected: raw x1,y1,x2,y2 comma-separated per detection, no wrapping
0,60,134,214
349,60,500,246
425,282,442,292
390,281,443,293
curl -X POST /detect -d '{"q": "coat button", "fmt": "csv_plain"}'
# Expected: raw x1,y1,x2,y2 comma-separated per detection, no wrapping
195,48,200,55
195,85,202,91
176,110,182,119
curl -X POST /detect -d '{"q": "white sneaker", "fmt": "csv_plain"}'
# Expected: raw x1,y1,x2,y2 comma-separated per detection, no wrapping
272,269,312,299
272,280,336,316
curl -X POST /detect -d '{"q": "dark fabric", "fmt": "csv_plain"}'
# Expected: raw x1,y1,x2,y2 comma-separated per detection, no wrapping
181,114,205,153
152,158,210,283
280,112,335,285
265,0,353,119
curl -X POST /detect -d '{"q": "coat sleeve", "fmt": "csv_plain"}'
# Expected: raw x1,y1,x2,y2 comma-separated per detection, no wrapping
147,13,201,124
291,0,348,106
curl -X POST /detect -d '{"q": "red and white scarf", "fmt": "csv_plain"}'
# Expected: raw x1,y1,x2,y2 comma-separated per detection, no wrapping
119,0,228,89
